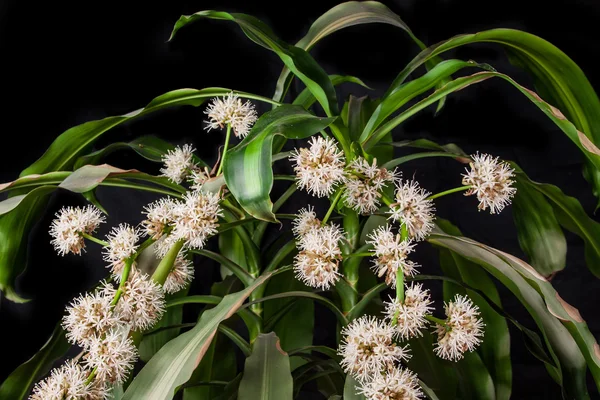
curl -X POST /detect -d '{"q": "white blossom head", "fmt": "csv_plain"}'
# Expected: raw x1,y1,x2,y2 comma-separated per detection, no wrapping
204,92,258,138
83,326,138,384
188,168,210,191
338,315,411,383
29,360,108,400
160,144,196,184
141,197,178,240
388,179,435,241
357,366,424,400
434,294,485,361
384,283,434,340
103,224,140,277
171,190,222,250
292,205,321,237
101,272,166,331
153,234,179,259
294,224,343,289
49,205,105,256
163,256,195,294
366,225,419,287
462,153,516,214
343,157,397,215
290,136,346,198
62,291,118,348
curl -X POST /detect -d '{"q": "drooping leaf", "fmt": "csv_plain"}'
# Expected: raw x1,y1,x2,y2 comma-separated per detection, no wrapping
512,179,567,277
293,75,371,111
122,275,270,400
224,105,335,222
238,332,293,400
0,324,70,399
218,229,248,279
171,12,338,116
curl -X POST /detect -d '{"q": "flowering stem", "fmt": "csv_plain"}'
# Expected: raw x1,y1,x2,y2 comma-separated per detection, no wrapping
84,367,98,386
322,190,343,226
80,233,109,247
151,239,185,285
217,124,232,176
110,258,134,308
425,314,449,329
345,252,375,258
392,225,408,326
427,185,471,201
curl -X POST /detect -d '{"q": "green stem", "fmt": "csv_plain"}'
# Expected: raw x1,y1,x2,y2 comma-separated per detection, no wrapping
425,314,448,327
151,239,185,285
217,124,232,176
345,252,375,258
322,190,343,226
392,225,409,325
218,325,252,357
99,181,183,198
110,259,134,307
427,185,471,201
84,367,98,386
191,249,254,286
80,232,108,247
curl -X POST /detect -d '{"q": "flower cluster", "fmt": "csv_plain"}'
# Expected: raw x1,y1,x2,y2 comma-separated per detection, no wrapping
102,223,140,278
383,283,434,340
366,225,419,287
160,144,197,184
388,179,435,241
50,205,105,256
462,153,516,214
343,157,397,215
204,92,258,138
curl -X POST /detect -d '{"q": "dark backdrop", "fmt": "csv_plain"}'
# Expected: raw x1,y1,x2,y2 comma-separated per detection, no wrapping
2,0,600,399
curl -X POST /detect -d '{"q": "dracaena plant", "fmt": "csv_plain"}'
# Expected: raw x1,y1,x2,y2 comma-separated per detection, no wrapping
3,2,600,400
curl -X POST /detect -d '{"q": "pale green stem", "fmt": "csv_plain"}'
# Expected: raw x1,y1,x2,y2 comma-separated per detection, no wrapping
426,314,449,329
427,185,471,201
217,124,232,176
392,224,409,326
110,259,134,308
322,190,343,226
80,232,108,247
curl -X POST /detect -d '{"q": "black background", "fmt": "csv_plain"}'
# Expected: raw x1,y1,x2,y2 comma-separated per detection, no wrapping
2,0,600,399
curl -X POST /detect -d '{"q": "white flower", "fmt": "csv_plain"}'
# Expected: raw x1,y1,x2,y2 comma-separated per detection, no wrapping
29,360,108,400
163,256,195,294
292,205,321,237
357,366,424,400
188,168,211,191
462,153,516,214
141,197,178,240
204,92,258,138
388,180,435,241
384,283,434,340
101,272,166,331
294,224,343,289
343,157,397,215
49,205,105,256
338,316,411,383
62,292,118,348
290,136,346,198
366,225,419,287
153,234,179,259
84,326,138,384
171,190,222,250
434,294,485,361
103,224,140,277
160,144,196,184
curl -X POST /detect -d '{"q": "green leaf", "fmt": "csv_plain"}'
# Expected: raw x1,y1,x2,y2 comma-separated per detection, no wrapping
122,275,270,400
171,11,338,116
0,324,70,399
455,352,496,400
513,179,567,277
293,75,371,111
218,229,248,279
224,105,335,222
428,228,599,398
273,1,427,103
343,375,365,400
390,28,600,205
264,270,314,370
238,333,293,400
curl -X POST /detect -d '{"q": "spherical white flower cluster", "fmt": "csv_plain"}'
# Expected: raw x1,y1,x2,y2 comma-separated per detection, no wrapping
29,360,109,400
204,92,258,138
62,292,119,348
290,136,346,198
102,223,140,278
292,205,321,237
384,283,433,340
366,225,419,287
160,144,197,184
83,326,138,384
388,179,435,241
163,256,195,294
141,197,178,240
434,294,485,361
50,205,105,256
357,366,423,400
462,153,516,214
343,157,397,215
171,190,222,250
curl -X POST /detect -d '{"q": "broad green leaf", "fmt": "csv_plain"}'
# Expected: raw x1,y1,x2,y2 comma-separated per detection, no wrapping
218,229,247,279
428,228,598,398
273,1,428,103
0,324,70,399
389,28,600,205
515,169,600,278
122,275,270,400
293,75,371,111
238,332,293,400
513,179,566,277
0,171,69,194
224,105,335,222
455,352,496,400
343,375,365,400
264,270,314,370
171,12,338,116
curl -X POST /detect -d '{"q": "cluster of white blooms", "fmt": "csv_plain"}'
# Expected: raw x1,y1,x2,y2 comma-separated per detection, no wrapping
358,366,423,400
204,92,258,138
290,136,346,198
49,205,105,256
388,179,435,241
292,205,321,237
170,190,223,250
102,223,140,278
384,283,433,340
141,197,178,240
163,256,195,294
160,144,197,184
188,167,210,191
434,294,485,361
462,153,516,214
343,157,397,215
30,360,109,400
366,225,419,287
